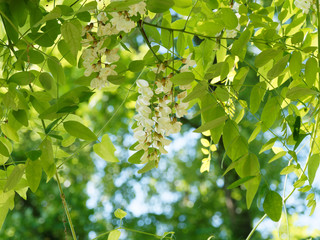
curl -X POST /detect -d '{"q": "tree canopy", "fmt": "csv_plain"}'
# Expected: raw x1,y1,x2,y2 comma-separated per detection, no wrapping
0,0,320,239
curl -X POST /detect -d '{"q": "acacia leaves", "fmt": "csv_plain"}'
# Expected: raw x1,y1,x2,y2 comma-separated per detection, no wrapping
93,134,119,163
61,19,82,58
263,191,282,222
63,121,97,141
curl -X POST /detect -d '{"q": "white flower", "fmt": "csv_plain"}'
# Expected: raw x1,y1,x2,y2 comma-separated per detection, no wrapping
133,130,146,142
180,53,196,72
94,39,106,55
152,63,166,73
97,23,119,36
155,78,172,94
82,48,97,62
167,121,182,135
179,84,192,90
81,33,94,47
110,12,135,33
177,91,187,100
137,79,149,87
100,65,117,80
128,1,147,16
105,48,120,63
97,12,108,23
90,77,106,89
137,95,151,106
136,104,152,117
294,0,311,13
175,102,188,118
155,105,171,116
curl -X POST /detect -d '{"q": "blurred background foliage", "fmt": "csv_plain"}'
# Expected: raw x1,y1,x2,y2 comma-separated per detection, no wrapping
0,0,319,239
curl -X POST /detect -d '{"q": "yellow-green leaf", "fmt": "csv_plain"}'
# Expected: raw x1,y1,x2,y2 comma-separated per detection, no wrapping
263,191,282,222
26,159,42,193
93,134,119,162
61,19,82,57
114,209,127,219
4,164,25,192
108,230,121,240
63,121,97,141
40,138,56,181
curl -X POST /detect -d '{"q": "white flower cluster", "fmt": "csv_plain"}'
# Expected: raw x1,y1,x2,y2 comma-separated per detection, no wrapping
81,1,147,89
294,0,312,14
133,56,195,165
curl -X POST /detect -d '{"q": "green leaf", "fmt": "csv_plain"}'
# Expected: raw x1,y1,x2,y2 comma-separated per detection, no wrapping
308,154,320,185
263,191,282,222
26,150,42,161
194,116,228,133
128,150,144,164
280,165,296,175
108,230,121,240
194,21,223,37
227,175,256,189
1,124,19,142
61,19,82,58
26,159,42,193
4,164,25,192
268,151,286,163
259,137,277,154
40,138,56,181
114,208,127,219
63,121,97,141
183,82,208,102
108,75,125,85
174,0,192,8
177,32,186,56
16,49,45,64
261,97,281,130
12,109,28,127
170,72,195,85
8,72,35,85
248,123,261,143
0,137,10,157
293,116,301,141
93,134,119,162
291,31,304,44
77,1,97,13
105,0,140,12
58,40,77,66
39,72,55,93
289,51,302,75
161,17,171,49
298,185,311,192
231,27,252,59
286,86,318,100
147,0,174,13
0,137,12,157
255,48,281,68
47,56,65,85
305,57,317,87
233,67,249,92
138,161,156,174
267,54,290,79
35,6,61,27
220,8,238,30
129,60,145,72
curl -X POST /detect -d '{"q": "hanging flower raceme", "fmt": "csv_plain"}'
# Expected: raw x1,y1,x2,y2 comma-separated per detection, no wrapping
81,1,147,89
132,55,197,168
294,0,312,13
